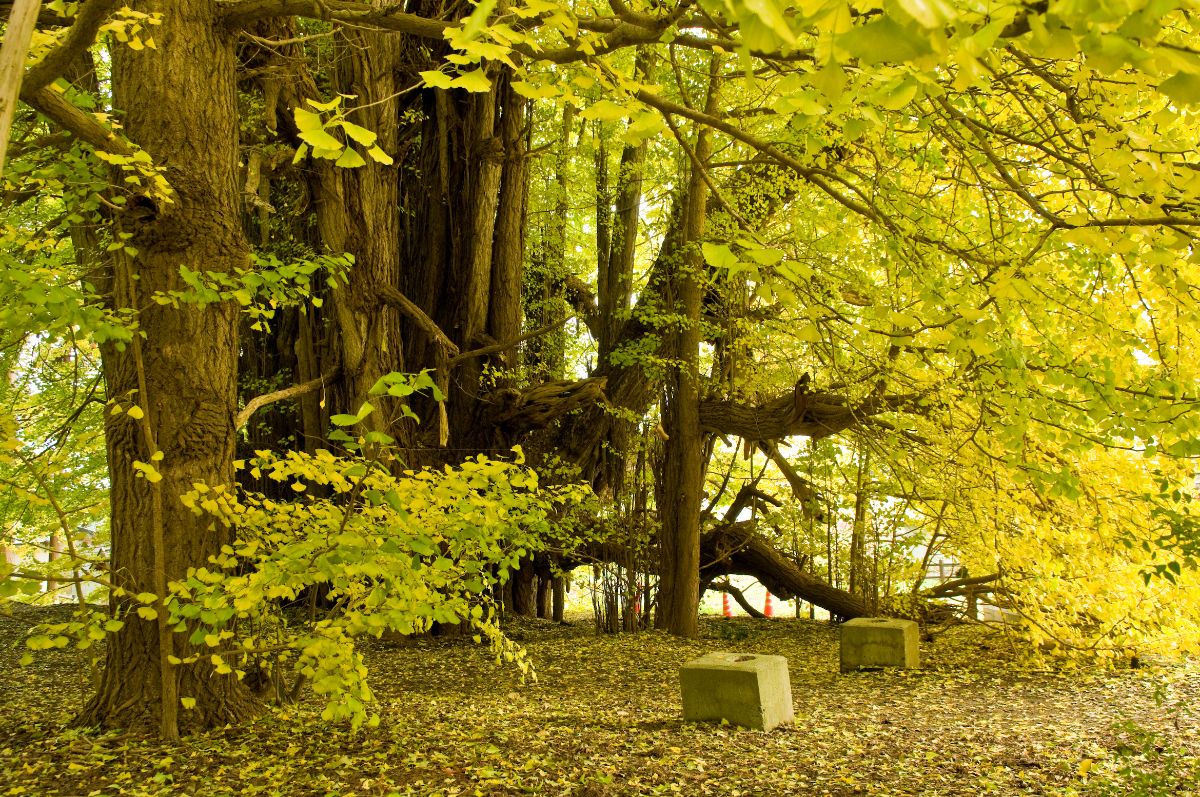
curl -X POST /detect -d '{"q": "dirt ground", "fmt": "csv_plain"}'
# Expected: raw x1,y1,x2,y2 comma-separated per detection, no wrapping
0,606,1196,796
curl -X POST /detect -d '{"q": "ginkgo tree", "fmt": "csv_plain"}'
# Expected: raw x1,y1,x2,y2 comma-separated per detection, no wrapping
1,0,1200,738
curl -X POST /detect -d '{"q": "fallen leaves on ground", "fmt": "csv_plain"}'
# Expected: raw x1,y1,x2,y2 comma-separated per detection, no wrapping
0,607,1196,796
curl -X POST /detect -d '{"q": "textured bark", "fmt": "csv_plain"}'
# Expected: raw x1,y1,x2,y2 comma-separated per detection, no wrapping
511,564,536,617
598,50,652,362
322,17,408,436
489,75,527,356
551,577,565,622
78,0,257,733
698,388,913,441
535,575,552,619
576,520,870,620
524,102,574,382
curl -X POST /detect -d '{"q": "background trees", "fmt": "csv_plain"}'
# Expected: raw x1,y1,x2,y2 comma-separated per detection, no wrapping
1,0,1200,736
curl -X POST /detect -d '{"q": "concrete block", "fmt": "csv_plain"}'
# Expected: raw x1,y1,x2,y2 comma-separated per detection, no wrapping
679,652,794,731
840,617,920,672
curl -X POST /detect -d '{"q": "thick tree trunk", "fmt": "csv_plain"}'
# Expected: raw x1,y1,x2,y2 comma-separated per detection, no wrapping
318,20,408,438
511,563,536,617
78,0,257,734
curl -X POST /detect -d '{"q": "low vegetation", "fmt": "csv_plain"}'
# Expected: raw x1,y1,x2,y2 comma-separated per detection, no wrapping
2,608,1195,797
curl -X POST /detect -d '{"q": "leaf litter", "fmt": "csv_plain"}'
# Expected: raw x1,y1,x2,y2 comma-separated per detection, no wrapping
0,607,1196,796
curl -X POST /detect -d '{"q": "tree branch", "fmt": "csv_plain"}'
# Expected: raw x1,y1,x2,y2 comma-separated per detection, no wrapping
925,573,1001,599
235,368,339,432
707,579,767,619
699,387,917,442
0,0,42,177
217,0,449,39
22,0,122,94
376,283,459,358
19,84,132,155
448,313,574,367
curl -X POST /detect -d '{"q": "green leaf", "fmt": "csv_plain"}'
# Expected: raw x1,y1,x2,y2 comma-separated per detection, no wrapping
896,0,954,28
701,242,740,270
739,0,796,46
293,107,324,133
451,69,492,93
136,606,158,621
330,413,361,427
338,121,378,147
459,0,498,42
1158,71,1200,105
299,127,344,152
367,146,394,166
580,100,628,123
511,81,559,100
420,70,455,89
877,77,920,110
839,15,934,64
335,147,367,169
306,96,343,112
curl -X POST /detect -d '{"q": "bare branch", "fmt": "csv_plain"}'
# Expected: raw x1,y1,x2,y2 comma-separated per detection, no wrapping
376,283,459,358
449,313,573,367
236,368,339,432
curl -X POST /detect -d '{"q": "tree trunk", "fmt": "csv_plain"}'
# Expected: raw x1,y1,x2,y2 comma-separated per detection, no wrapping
849,449,869,597
78,0,257,734
551,576,565,622
511,563,536,617
535,575,552,619
655,62,717,637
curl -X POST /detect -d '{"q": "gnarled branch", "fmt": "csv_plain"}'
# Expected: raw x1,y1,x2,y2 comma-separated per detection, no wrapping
699,388,916,442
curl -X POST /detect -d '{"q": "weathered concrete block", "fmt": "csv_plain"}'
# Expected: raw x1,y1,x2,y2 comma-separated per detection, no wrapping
679,652,794,731
840,617,920,672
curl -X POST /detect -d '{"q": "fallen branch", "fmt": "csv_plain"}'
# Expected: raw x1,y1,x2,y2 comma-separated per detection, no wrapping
708,579,767,619
924,573,1000,599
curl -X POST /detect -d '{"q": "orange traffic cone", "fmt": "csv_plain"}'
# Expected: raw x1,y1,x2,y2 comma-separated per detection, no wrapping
722,593,732,617
764,592,774,618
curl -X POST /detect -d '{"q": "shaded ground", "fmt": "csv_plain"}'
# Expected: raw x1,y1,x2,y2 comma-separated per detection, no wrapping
0,606,1196,796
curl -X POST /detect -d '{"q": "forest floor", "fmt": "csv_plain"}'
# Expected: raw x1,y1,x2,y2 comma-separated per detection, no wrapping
0,606,1197,797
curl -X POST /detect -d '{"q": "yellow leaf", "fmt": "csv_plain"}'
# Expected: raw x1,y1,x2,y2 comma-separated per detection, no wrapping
1079,758,1093,777
180,697,196,710
136,606,158,621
